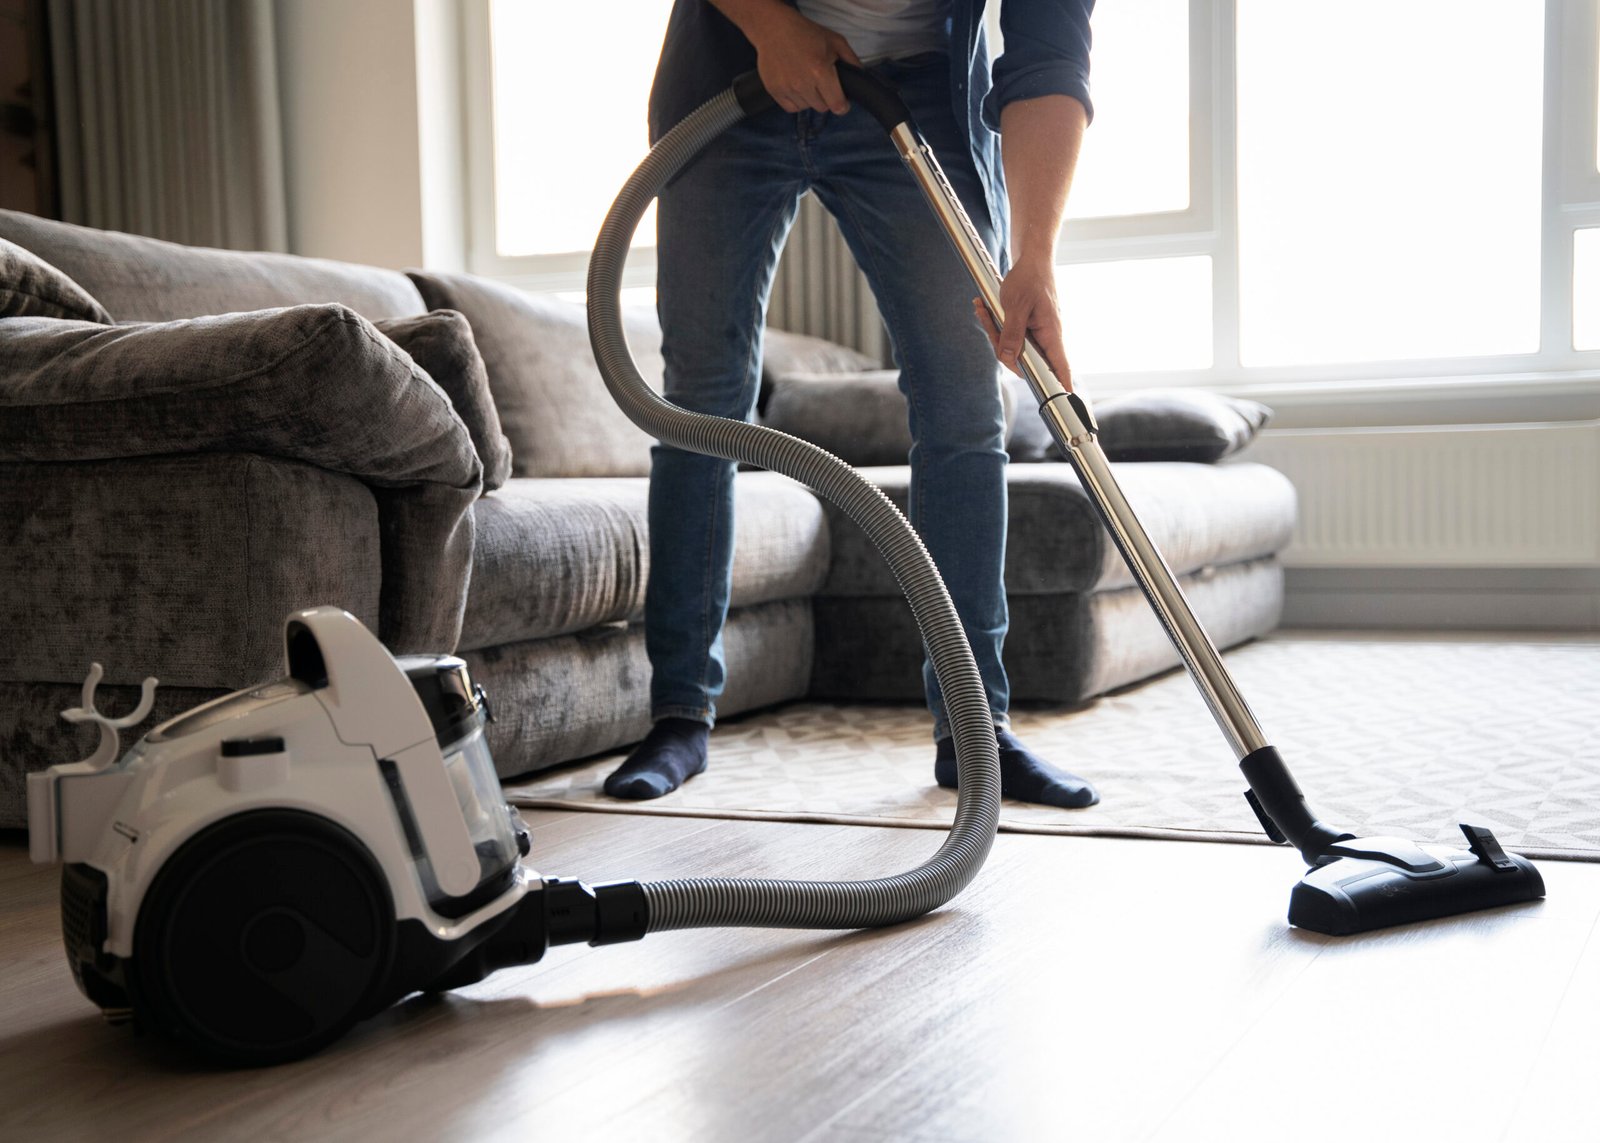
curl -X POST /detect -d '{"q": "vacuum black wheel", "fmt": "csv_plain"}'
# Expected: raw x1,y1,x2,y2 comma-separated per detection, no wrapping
129,810,395,1066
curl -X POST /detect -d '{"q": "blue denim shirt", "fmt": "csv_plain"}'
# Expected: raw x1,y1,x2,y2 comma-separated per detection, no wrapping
649,0,1094,234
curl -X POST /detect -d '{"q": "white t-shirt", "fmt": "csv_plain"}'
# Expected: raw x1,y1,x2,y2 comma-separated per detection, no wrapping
794,0,952,64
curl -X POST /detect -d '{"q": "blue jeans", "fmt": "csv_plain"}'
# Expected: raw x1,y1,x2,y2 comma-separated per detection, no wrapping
648,54,1011,740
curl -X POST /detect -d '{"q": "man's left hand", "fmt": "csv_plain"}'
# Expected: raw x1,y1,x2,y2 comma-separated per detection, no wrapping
971,252,1073,391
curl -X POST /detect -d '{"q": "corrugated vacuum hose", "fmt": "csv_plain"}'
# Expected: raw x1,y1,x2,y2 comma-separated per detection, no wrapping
586,74,1001,934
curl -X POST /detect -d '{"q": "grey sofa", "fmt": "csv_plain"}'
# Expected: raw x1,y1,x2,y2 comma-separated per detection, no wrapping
0,209,1295,828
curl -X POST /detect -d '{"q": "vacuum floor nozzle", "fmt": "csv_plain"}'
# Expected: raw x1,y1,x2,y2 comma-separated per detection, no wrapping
1288,824,1546,935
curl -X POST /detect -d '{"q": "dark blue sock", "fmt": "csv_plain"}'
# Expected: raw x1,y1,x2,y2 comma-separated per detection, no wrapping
934,727,1099,809
604,717,709,800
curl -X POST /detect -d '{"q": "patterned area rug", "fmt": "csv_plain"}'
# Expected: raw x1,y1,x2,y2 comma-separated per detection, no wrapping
505,634,1600,861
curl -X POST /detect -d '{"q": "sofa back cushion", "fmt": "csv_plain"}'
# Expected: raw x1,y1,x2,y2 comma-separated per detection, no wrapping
0,209,424,322
409,270,663,478
1,235,112,323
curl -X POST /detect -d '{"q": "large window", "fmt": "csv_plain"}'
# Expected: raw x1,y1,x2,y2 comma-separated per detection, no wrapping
1056,0,1600,387
487,2,670,260
1578,228,1600,349
471,0,1600,390
1064,0,1190,220
1235,2,1543,367
466,0,670,291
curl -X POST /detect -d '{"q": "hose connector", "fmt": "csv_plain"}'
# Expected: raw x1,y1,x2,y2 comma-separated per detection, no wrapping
543,877,649,947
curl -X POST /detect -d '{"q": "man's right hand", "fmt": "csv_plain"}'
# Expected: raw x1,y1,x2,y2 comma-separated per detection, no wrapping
710,0,863,114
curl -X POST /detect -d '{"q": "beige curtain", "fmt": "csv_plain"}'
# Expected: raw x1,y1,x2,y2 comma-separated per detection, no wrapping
768,192,890,364
48,0,287,251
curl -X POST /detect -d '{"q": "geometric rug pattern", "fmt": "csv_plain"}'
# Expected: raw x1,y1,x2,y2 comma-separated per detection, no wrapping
505,634,1600,862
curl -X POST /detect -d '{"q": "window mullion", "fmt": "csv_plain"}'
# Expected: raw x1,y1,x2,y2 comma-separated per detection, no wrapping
1548,0,1597,357
1559,0,1600,205
1210,0,1241,377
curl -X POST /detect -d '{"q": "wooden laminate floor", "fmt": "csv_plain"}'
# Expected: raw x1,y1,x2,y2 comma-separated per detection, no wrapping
3,811,1597,1142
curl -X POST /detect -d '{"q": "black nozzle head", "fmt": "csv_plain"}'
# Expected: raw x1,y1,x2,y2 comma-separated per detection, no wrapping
1288,830,1545,936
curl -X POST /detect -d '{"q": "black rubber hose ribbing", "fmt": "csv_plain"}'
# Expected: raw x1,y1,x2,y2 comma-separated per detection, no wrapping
586,88,1001,932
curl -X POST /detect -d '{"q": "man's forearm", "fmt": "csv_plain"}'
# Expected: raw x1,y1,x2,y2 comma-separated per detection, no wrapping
999,95,1088,264
974,93,1088,386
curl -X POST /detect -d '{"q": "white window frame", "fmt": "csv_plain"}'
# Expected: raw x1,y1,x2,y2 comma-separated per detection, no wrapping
1056,0,1600,398
462,0,1600,405
1558,0,1600,350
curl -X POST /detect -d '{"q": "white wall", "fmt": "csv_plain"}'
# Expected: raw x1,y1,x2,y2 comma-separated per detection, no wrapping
274,0,465,270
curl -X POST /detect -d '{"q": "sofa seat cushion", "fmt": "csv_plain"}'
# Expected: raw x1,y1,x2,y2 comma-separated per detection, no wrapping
812,557,1284,704
460,471,831,651
0,209,424,321
819,461,1297,598
465,598,815,781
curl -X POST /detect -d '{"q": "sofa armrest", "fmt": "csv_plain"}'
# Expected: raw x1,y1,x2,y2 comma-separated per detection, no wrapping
0,306,479,651
0,454,382,689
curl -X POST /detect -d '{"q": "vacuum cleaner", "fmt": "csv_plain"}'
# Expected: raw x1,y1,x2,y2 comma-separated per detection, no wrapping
25,62,1541,1067
583,63,1546,936
27,602,1000,1065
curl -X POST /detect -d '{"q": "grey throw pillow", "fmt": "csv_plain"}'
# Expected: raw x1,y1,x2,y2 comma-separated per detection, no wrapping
1011,383,1273,465
1002,371,1055,462
762,370,910,466
760,369,1016,467
1,235,113,323
1089,388,1273,463
758,327,879,411
374,310,514,493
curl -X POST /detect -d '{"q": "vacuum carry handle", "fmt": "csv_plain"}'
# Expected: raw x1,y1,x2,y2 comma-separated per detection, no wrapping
733,63,912,132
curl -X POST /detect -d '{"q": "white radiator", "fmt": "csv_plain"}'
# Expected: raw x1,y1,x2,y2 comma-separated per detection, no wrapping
1242,422,1600,568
